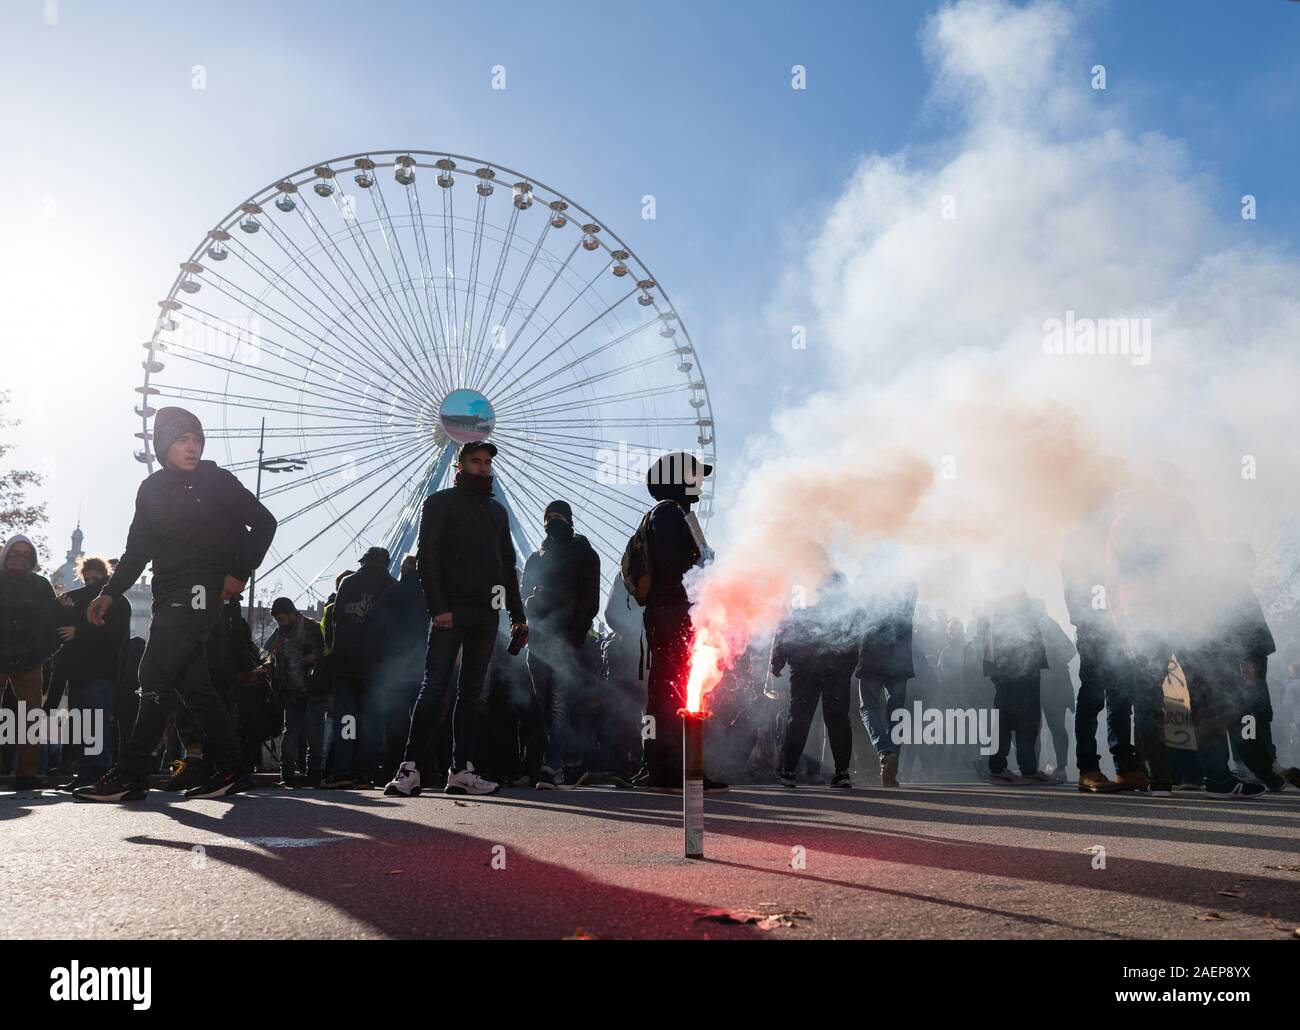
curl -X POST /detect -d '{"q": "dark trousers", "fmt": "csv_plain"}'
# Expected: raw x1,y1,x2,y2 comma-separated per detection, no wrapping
66,677,114,779
525,641,583,775
121,595,240,778
403,613,497,774
782,667,852,775
990,672,1041,775
1074,642,1137,775
642,603,691,780
1126,643,1174,785
1184,651,1279,787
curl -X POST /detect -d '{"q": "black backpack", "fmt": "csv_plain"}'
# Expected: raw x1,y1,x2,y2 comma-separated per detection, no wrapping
620,501,673,606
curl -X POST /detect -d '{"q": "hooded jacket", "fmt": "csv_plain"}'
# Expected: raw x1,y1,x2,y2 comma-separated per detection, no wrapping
416,478,524,622
0,535,72,672
522,523,601,650
101,460,277,602
331,560,397,674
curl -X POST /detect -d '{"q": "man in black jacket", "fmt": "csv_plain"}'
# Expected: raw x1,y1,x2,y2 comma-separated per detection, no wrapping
772,572,858,789
640,451,727,793
75,406,276,802
856,578,917,787
521,499,601,788
0,534,73,790
57,556,130,789
324,546,395,788
384,441,526,797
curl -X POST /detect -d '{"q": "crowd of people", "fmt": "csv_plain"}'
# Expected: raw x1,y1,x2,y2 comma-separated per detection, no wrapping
3,404,1299,803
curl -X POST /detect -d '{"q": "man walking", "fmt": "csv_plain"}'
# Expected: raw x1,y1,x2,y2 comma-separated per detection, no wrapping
75,406,276,801
384,441,526,797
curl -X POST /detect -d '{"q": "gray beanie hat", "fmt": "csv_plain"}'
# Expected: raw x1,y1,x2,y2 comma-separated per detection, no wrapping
153,407,205,469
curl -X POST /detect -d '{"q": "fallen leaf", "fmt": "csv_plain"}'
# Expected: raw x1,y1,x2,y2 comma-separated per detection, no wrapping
1216,890,1245,898
453,800,470,807
1196,911,1225,921
388,869,403,875
1263,864,1300,873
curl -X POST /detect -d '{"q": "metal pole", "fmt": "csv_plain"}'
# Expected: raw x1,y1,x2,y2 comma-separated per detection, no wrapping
247,417,265,628
683,710,708,858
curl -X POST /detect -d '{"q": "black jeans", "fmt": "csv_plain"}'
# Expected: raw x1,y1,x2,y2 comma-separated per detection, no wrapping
403,610,498,775
121,592,241,778
990,672,1040,775
782,666,853,776
642,602,691,781
1184,650,1280,787
1074,640,1137,775
524,639,584,775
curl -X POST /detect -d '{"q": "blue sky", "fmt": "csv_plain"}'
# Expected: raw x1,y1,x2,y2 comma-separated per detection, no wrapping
1,0,1298,569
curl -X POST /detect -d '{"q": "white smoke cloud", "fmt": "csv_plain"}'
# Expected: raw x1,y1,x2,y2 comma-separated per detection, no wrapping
691,0,1300,685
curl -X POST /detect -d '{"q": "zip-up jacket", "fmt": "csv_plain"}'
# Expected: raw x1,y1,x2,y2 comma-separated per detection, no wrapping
101,460,277,601
417,480,524,622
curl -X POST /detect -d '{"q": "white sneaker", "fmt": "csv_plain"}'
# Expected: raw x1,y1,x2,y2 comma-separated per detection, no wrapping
445,762,499,796
384,761,421,797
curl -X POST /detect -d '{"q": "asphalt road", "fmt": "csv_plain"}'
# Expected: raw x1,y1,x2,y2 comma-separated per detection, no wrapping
3,782,1298,939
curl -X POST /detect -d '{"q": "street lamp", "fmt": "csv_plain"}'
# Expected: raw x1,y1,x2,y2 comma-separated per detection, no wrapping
246,416,307,628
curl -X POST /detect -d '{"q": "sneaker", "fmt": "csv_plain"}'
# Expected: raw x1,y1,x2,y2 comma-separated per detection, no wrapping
1142,781,1174,797
1078,770,1123,793
321,775,354,790
163,756,207,793
72,768,149,803
63,772,102,792
445,763,499,796
1114,769,1150,792
1023,770,1055,784
776,767,797,788
831,771,852,789
560,764,589,788
989,768,1019,784
1284,767,1300,790
13,776,41,793
880,752,900,787
1205,778,1266,800
276,776,298,789
644,777,683,794
384,761,421,797
184,769,254,799
535,765,560,790
703,776,729,793
1175,780,1204,791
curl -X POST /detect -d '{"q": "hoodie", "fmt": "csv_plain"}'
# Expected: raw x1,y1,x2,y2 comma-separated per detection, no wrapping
0,535,72,672
101,459,277,602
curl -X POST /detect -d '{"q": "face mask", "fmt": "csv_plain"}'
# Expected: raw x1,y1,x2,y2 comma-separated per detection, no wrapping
455,471,493,495
545,519,574,542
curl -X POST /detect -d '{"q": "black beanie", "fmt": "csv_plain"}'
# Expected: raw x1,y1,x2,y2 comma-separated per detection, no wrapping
544,499,573,524
153,407,205,469
358,546,390,567
271,597,297,616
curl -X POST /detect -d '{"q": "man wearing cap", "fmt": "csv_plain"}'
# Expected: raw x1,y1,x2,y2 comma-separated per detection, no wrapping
75,406,277,802
520,499,601,788
641,451,727,793
264,597,326,787
324,545,396,788
385,441,527,797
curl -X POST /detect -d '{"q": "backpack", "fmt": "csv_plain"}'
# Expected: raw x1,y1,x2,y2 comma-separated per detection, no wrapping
620,501,672,606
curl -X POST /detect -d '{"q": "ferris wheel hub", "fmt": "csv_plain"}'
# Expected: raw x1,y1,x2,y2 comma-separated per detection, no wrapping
438,387,496,444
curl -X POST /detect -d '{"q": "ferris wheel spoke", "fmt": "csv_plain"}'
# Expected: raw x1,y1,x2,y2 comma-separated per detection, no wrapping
261,443,435,581
364,178,450,397
440,182,462,386
150,384,405,426
285,203,445,401
274,436,430,525
228,424,423,477
487,284,637,404
498,382,688,421
404,178,456,390
206,422,409,439
466,213,551,389
212,237,436,407
175,302,386,398
497,349,681,416
491,319,667,412
490,434,646,521
475,238,581,396
258,434,426,502
462,202,525,386
479,258,610,399
457,191,495,380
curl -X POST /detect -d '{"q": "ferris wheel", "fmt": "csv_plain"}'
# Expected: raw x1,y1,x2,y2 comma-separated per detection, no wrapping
134,150,717,607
